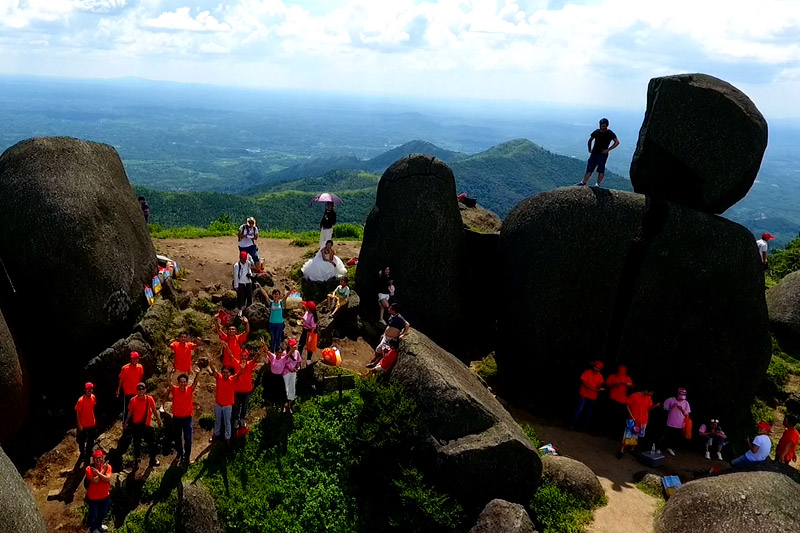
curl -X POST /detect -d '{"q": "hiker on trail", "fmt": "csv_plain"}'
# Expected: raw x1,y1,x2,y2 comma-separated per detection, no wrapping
164,370,200,464
85,449,113,533
756,232,775,269
698,418,728,460
268,289,288,353
605,365,633,422
660,387,691,456
264,344,289,410
117,351,144,422
577,118,619,187
169,331,202,375
208,362,240,445
283,338,302,413
377,266,395,325
238,217,261,272
570,361,605,429
319,201,337,250
367,338,399,375
232,347,262,429
327,276,351,317
138,196,150,223
123,382,163,467
233,251,254,316
731,421,772,467
367,303,409,368
75,382,97,466
616,388,661,458
298,301,319,364
775,414,799,464
215,317,249,369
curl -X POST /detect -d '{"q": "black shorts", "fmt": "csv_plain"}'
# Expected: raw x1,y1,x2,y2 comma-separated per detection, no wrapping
586,152,609,173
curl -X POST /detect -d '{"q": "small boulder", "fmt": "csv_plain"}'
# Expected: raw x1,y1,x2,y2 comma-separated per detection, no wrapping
252,272,274,287
178,482,222,533
469,499,537,533
221,290,237,310
134,299,176,346
0,310,26,443
766,270,800,355
243,303,270,331
0,446,46,533
630,73,768,213
541,455,605,506
656,471,800,533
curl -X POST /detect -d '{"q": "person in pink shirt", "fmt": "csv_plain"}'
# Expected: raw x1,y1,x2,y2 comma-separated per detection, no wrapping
660,387,691,456
264,344,289,410
282,338,302,413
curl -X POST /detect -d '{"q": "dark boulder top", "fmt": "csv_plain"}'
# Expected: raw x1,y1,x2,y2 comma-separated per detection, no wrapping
469,499,537,533
767,270,800,355
0,446,46,533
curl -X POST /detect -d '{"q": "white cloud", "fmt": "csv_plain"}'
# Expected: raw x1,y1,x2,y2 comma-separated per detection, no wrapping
144,7,231,32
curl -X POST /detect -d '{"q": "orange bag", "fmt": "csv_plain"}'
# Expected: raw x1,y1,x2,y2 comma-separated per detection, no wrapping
306,331,318,353
682,416,693,440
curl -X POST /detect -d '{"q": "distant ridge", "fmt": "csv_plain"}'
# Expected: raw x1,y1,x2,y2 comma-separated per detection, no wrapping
365,140,466,171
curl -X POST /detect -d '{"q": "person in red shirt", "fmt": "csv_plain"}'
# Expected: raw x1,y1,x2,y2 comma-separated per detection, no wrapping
85,449,113,533
215,317,249,370
231,347,263,430
776,414,799,464
164,370,200,464
367,338,400,376
617,388,661,458
208,362,242,444
75,382,97,466
169,331,202,374
605,365,634,424
570,361,605,430
123,382,163,467
117,351,145,422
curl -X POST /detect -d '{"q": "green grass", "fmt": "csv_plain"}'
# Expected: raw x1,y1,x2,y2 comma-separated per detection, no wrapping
531,480,597,533
635,481,665,501
521,425,542,448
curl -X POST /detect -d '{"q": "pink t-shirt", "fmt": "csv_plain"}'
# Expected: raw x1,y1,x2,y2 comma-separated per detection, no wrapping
283,350,302,375
268,352,289,375
664,397,691,428
302,311,316,330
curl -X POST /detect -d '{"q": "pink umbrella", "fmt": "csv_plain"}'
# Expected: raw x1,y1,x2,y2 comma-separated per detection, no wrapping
308,192,343,206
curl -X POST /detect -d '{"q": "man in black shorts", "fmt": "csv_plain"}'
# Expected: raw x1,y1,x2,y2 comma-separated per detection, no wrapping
577,118,619,187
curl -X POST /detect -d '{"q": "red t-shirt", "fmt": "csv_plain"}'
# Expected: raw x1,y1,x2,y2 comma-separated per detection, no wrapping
234,360,258,393
119,363,144,396
128,395,156,426
85,464,112,500
378,348,398,373
219,332,246,369
170,341,197,373
605,373,633,404
777,427,800,463
578,369,604,400
215,373,236,407
75,394,96,428
627,392,654,426
171,384,195,418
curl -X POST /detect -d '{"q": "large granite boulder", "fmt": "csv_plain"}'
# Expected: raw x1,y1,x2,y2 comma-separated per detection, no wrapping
178,482,222,533
355,155,468,354
498,187,770,427
0,446,46,533
0,137,157,399
767,270,800,354
541,455,605,506
469,499,537,533
656,471,800,533
630,73,768,214
390,330,541,515
0,310,26,443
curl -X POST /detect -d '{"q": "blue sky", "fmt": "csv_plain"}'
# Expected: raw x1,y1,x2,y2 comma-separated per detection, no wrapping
2,0,799,117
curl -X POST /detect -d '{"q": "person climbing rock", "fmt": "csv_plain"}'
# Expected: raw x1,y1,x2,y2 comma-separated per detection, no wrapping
116,351,144,422
238,217,261,272
731,421,772,467
756,232,775,269
85,449,113,533
164,370,200,464
577,118,619,187
570,360,605,430
123,382,163,467
319,201,337,250
75,382,97,466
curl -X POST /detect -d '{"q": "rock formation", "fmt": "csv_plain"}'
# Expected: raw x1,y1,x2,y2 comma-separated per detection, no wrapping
0,309,25,443
178,482,223,533
630,73,768,214
0,446,46,533
469,499,537,533
540,455,605,506
766,270,800,354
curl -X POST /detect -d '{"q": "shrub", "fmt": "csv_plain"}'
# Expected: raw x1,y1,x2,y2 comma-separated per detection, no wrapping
473,354,497,383
198,413,215,431
750,398,774,425
290,237,316,247
191,298,217,315
768,236,800,281
521,425,542,448
182,310,210,337
531,480,596,533
333,224,363,240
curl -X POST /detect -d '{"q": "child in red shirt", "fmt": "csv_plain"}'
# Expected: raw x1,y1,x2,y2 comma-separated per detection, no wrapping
570,361,605,430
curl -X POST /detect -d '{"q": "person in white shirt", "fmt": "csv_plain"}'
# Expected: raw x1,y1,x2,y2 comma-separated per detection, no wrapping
238,217,261,272
756,232,775,269
233,251,254,317
731,421,772,467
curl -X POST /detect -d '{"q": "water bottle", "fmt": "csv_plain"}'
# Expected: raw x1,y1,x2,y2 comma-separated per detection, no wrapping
651,443,656,453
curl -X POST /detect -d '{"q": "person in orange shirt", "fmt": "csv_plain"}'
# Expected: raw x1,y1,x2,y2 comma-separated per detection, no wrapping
85,449,113,533
164,370,200,464
570,361,605,430
75,382,97,466
215,317,249,370
605,365,633,424
207,362,242,444
776,414,799,464
123,382,163,467
169,331,203,374
231,347,263,430
117,352,145,422
617,388,661,458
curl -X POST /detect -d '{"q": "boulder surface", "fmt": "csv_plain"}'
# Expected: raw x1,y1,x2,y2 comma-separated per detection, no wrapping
630,73,768,213
0,446,46,533
178,482,223,533
0,309,26,443
766,270,800,354
541,455,605,506
469,499,537,533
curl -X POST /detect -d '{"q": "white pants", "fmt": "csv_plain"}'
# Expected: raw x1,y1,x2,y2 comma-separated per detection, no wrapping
283,372,297,401
320,227,333,250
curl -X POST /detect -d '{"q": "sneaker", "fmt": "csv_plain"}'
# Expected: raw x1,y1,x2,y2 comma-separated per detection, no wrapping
717,452,723,460
100,526,109,532
704,451,710,460
575,181,586,186
666,448,676,457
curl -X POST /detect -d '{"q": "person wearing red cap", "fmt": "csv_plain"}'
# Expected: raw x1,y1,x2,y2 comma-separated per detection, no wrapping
233,250,254,317
232,347,263,429
775,414,799,464
75,382,97,465
117,351,144,422
169,331,202,375
756,233,775,269
298,300,319,365
731,421,772,467
283,338,302,413
124,382,163,467
85,449,113,533
207,361,242,444
570,361,605,429
164,370,200,464
215,317,249,370
661,387,691,456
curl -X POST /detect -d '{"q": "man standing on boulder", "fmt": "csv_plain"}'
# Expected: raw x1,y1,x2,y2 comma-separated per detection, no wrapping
577,118,619,187
756,232,775,269
117,351,144,422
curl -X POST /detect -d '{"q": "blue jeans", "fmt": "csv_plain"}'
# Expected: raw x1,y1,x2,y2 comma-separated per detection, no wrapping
571,396,596,426
214,404,232,440
87,497,111,530
731,454,761,468
239,244,260,264
172,416,193,459
269,322,284,353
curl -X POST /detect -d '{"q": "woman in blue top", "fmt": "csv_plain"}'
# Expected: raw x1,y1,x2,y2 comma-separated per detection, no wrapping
268,289,288,353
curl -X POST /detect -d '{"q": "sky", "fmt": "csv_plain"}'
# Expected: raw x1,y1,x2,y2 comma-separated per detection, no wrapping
1,0,799,117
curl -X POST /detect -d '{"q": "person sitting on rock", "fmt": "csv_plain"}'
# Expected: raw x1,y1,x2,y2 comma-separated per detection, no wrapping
164,370,200,464
169,331,202,375
367,303,409,368
327,276,351,317
698,418,728,460
85,449,113,533
117,351,144,422
660,387,691,456
301,240,346,282
268,289,288,353
377,266,394,325
616,388,661,458
238,217,261,272
75,382,97,466
775,414,799,464
367,338,399,376
577,118,619,187
123,382,163,467
233,251,254,317
215,317,249,370
570,361,605,430
731,421,772,467
605,364,633,424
